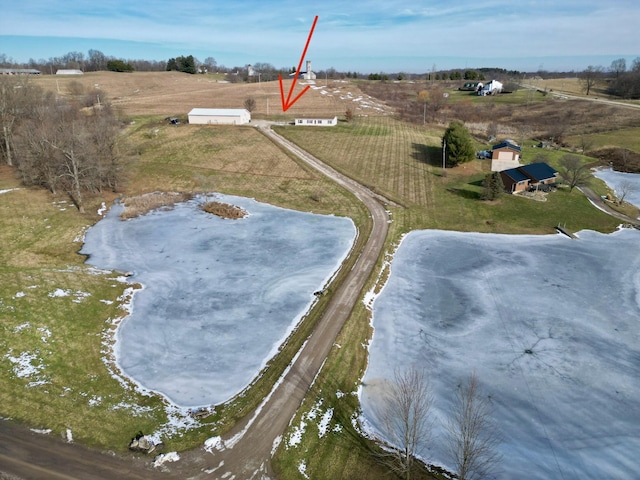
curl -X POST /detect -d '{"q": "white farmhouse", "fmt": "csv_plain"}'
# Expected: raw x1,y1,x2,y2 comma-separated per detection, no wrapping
295,116,338,127
188,108,251,125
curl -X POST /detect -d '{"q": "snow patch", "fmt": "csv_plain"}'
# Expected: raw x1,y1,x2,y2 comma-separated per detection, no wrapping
298,460,309,479
48,288,70,298
153,451,180,468
204,436,224,453
5,350,46,379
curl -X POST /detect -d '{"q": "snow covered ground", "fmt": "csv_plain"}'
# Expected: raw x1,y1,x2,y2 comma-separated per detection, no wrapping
361,227,640,479
81,194,356,407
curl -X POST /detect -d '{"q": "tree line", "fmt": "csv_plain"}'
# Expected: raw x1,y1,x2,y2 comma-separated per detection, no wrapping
580,57,640,98
0,50,166,74
0,76,123,212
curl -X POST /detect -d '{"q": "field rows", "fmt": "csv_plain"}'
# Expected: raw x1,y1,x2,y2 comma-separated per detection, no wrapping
277,117,444,207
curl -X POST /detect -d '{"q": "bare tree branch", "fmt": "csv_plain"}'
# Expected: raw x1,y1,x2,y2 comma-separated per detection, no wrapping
374,366,434,480
446,372,501,480
559,154,591,192
616,180,637,205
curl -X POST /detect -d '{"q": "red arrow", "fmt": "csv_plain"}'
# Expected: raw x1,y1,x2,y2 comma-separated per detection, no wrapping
279,15,318,112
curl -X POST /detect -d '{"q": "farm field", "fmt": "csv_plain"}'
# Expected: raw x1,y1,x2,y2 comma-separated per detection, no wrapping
32,71,390,119
1,71,638,479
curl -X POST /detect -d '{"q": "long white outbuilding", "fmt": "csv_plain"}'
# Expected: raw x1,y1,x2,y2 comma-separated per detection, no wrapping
188,108,251,125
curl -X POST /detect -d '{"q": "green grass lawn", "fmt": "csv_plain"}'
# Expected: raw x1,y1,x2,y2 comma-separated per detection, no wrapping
0,186,169,450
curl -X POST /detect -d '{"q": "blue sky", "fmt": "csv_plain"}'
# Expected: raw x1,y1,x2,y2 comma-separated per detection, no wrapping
0,0,638,73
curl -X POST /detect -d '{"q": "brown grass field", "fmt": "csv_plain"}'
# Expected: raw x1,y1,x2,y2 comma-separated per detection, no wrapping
32,71,391,119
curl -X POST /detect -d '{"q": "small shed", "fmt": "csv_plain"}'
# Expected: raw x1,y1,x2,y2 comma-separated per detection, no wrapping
188,108,251,125
295,116,338,127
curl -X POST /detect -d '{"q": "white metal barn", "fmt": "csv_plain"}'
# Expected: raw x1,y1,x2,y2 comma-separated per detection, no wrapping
188,108,251,125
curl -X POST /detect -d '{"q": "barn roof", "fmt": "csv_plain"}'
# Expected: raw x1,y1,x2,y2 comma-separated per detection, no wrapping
188,108,250,117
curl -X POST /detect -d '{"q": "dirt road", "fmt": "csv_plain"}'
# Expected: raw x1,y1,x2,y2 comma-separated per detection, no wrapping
0,122,391,479
0,419,156,480
171,123,392,478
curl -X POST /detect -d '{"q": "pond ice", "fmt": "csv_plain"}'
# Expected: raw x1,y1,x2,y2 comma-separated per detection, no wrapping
81,194,355,407
362,228,640,479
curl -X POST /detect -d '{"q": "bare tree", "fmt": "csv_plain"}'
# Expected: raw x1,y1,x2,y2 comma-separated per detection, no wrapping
243,96,257,113
345,106,354,122
446,373,501,480
559,154,591,192
375,366,434,480
14,93,123,211
615,180,637,205
580,65,604,95
578,134,594,154
610,58,626,79
0,75,35,166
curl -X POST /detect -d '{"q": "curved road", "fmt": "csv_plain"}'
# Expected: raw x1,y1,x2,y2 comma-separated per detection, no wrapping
1,122,391,480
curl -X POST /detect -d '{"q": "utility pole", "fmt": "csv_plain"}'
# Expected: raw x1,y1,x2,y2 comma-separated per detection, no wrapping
442,139,447,177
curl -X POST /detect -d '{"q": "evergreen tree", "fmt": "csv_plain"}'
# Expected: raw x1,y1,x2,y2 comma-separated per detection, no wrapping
181,55,197,74
106,59,134,72
442,121,475,166
481,172,504,200
166,58,178,71
166,55,197,74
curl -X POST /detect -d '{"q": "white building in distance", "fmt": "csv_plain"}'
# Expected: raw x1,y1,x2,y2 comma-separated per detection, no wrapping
56,69,83,75
289,60,316,80
295,116,338,127
188,108,251,125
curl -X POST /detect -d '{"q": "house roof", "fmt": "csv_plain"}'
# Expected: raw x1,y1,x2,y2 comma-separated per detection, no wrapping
519,162,558,181
188,108,250,117
502,162,558,183
501,168,529,183
492,141,521,152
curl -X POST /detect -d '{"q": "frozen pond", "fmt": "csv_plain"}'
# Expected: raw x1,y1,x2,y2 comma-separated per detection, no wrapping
81,194,356,407
362,228,640,479
592,167,640,210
